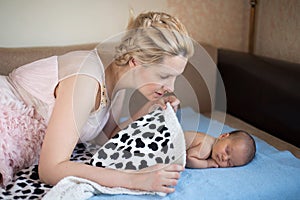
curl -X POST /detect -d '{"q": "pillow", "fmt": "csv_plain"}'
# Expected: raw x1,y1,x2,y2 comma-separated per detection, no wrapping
90,103,186,170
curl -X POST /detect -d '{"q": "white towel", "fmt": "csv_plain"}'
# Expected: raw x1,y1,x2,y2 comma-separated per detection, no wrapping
43,103,186,199
42,176,165,200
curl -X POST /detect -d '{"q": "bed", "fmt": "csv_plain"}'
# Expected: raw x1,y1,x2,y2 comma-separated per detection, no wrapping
1,43,300,199
1,106,300,200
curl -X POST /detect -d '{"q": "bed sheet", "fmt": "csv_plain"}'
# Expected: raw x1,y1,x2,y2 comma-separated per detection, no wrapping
89,107,300,200
1,107,300,200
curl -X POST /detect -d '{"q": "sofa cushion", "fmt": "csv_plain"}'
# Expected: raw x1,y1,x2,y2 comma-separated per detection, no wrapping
0,43,97,75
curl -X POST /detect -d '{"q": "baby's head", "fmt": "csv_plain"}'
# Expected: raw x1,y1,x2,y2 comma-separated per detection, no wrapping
211,130,256,168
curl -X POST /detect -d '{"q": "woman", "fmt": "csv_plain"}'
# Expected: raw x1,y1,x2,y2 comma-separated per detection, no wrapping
0,11,194,193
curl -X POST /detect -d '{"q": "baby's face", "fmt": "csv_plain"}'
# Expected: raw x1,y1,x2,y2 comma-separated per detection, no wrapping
211,136,248,167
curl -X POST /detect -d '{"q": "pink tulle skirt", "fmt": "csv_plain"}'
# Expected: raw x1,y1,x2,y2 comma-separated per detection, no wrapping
0,76,46,187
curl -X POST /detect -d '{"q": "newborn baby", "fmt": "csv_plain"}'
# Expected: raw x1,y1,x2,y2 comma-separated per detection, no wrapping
185,130,256,168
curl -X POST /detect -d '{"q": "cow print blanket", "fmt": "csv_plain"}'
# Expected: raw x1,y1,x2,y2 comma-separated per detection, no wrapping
0,143,98,200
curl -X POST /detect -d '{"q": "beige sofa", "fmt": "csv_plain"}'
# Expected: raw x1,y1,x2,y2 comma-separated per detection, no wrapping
0,43,299,158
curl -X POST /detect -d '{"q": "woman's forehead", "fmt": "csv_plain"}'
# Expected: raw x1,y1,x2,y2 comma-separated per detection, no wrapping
159,56,187,73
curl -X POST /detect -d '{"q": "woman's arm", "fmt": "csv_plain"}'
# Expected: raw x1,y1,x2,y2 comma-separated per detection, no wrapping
38,75,182,193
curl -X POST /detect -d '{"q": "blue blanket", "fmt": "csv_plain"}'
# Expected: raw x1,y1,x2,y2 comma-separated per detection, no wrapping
89,107,300,200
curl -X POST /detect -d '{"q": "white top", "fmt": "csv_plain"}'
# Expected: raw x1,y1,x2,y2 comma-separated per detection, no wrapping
8,50,110,142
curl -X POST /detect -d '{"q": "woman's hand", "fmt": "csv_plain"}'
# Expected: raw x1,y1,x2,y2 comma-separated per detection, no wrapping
158,92,180,112
139,92,180,114
130,164,184,193
128,92,180,125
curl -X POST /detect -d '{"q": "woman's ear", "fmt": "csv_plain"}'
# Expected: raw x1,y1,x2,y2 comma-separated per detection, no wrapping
128,57,139,68
218,133,230,139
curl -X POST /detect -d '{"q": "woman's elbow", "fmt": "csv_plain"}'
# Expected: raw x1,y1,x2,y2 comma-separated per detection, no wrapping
38,161,58,185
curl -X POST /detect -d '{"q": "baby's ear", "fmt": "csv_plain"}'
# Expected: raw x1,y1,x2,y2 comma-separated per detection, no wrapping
218,133,230,139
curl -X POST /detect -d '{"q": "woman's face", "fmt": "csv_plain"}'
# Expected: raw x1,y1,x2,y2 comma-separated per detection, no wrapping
134,56,188,101
211,134,248,167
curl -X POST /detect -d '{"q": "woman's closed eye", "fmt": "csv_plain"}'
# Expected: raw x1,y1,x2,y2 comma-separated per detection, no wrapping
160,75,171,79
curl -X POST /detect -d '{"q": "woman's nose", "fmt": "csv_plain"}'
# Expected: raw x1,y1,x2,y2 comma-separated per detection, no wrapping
164,79,175,92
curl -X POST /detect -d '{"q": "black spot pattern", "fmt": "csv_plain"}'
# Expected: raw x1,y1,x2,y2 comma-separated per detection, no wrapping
127,139,133,145
149,124,156,129
148,142,158,151
121,133,130,143
148,153,155,158
161,145,168,154
132,129,141,136
97,149,107,159
117,145,125,151
158,115,165,122
115,163,123,168
146,117,155,122
157,125,168,134
122,148,132,159
134,151,145,157
125,162,136,170
155,157,163,163
155,136,163,142
137,117,144,121
105,142,118,150
161,139,169,147
110,152,119,160
139,160,148,169
142,132,155,139
135,138,145,148
165,156,170,163
131,122,139,128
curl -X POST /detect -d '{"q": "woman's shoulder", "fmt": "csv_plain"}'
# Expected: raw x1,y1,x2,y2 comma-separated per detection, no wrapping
58,50,101,66
58,50,105,83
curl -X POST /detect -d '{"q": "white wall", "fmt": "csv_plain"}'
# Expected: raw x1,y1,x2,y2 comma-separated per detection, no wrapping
0,0,168,47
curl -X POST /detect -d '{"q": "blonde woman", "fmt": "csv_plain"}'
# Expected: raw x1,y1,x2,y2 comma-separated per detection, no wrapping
0,11,194,193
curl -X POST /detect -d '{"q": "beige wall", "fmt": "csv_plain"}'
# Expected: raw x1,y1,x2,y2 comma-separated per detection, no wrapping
167,0,250,52
254,0,300,63
167,0,300,63
0,0,168,47
0,0,299,63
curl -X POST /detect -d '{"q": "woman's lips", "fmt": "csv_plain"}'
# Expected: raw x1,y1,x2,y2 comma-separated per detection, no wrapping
154,91,163,98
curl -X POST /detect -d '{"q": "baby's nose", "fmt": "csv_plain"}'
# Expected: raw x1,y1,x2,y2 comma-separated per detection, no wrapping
222,154,229,161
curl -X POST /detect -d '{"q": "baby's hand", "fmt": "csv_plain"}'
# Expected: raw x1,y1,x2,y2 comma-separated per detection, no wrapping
207,158,219,168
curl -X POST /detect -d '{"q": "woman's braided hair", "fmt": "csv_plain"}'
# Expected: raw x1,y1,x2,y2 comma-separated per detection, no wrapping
114,11,194,66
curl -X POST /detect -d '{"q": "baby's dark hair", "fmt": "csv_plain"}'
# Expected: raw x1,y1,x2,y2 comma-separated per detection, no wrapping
228,130,256,166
